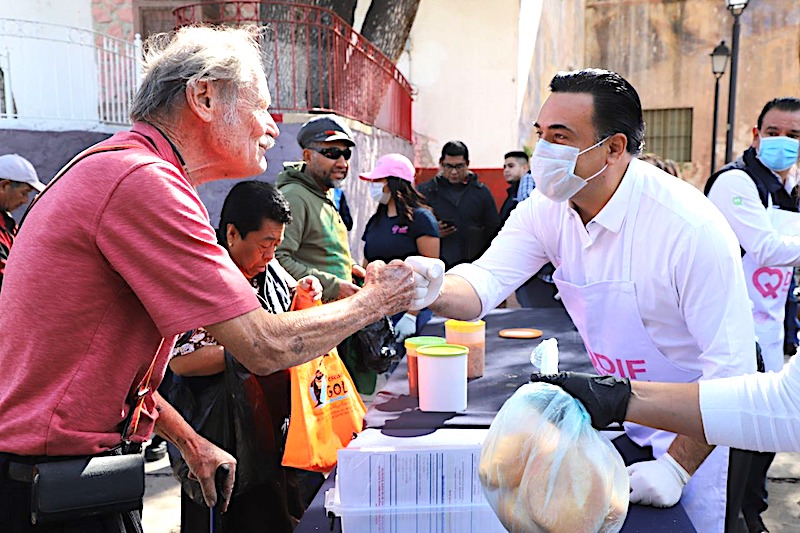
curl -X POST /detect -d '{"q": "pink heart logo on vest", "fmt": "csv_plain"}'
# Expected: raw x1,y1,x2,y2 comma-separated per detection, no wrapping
753,267,784,299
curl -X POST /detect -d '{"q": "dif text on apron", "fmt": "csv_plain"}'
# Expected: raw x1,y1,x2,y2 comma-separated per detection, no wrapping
553,174,729,533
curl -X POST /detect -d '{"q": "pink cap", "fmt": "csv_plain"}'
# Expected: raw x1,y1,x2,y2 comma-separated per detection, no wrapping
359,153,415,183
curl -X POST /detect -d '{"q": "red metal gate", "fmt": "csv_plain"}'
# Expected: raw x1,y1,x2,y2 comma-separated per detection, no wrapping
174,1,413,141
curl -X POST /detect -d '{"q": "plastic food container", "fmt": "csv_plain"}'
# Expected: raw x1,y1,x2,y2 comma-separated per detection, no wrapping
417,344,468,412
404,336,447,398
445,319,486,378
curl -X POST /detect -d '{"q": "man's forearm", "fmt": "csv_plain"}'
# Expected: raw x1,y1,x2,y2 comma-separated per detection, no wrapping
625,381,706,442
208,286,385,376
667,434,714,476
429,274,483,320
152,391,204,454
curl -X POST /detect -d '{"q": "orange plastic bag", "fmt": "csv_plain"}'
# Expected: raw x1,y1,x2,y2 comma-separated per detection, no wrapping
281,287,367,472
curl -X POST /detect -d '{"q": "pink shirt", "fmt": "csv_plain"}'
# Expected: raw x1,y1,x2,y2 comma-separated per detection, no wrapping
0,123,260,456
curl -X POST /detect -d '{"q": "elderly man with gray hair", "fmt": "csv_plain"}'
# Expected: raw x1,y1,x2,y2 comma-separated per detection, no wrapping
0,26,414,532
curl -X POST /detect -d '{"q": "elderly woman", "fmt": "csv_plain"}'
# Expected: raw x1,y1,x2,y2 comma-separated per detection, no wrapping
168,181,322,532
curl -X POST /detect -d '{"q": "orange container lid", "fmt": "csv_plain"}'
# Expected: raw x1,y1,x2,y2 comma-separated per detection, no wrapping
445,319,485,333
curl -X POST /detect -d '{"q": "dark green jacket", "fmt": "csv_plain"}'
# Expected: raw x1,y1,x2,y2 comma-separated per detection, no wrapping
275,163,354,300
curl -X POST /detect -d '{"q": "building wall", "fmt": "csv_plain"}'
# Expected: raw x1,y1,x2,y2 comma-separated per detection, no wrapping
518,0,585,152
0,1,102,126
514,0,799,188
583,0,799,187
0,128,112,220
407,0,520,169
0,0,92,27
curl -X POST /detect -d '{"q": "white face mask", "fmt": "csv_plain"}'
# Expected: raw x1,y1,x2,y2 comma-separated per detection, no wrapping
369,181,390,204
531,137,609,202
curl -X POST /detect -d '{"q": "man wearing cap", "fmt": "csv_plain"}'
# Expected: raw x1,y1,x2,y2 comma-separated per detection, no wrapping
0,154,45,291
275,114,365,301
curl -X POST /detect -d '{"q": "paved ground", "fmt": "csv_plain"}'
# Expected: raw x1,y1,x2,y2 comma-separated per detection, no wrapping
142,456,180,533
142,449,800,532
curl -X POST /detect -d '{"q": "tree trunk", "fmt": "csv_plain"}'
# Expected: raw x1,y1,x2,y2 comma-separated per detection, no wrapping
316,0,357,27
360,0,421,62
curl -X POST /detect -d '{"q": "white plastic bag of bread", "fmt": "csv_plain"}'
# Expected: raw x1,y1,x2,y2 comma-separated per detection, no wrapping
479,383,629,533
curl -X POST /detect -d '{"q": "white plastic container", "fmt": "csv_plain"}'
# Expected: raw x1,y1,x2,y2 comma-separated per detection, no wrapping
404,335,447,398
325,485,507,533
417,344,468,412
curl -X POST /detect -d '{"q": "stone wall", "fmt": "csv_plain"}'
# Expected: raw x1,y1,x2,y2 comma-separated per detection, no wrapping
518,0,585,153
92,0,134,40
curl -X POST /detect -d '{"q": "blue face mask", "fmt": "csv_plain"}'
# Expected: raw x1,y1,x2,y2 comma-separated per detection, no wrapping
757,135,800,172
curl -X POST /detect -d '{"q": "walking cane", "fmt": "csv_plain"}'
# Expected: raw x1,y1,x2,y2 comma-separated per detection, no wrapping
210,464,230,533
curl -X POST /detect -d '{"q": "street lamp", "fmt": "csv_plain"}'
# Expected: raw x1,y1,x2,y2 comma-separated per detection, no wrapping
724,0,750,163
710,41,730,175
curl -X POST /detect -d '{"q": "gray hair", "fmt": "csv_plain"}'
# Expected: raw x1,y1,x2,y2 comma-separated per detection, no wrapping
130,26,266,123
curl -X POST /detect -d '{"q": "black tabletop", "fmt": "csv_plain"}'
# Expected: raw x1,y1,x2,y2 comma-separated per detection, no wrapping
296,308,696,532
366,307,592,434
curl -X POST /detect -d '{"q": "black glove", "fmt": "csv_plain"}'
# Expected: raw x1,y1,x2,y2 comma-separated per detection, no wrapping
530,372,632,430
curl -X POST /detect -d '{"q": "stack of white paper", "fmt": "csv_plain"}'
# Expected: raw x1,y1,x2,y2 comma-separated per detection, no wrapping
336,428,490,508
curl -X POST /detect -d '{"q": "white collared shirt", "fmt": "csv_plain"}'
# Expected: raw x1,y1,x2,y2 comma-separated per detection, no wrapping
450,158,756,379
707,167,800,267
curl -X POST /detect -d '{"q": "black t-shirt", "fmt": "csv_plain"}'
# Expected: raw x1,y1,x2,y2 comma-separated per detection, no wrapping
362,207,439,262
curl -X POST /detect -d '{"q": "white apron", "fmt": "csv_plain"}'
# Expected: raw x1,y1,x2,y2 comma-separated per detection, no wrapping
553,176,728,533
744,206,800,371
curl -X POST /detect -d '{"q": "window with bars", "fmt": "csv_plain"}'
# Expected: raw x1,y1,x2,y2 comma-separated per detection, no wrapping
643,108,693,163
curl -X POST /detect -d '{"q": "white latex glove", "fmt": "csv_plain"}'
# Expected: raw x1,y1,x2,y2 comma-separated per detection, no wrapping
394,312,417,343
404,256,445,311
627,452,690,508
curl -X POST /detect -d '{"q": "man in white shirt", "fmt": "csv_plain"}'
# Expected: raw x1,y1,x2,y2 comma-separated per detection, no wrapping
406,68,756,533
704,96,800,533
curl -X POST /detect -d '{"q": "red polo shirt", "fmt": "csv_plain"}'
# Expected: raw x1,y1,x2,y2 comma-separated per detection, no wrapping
0,123,259,456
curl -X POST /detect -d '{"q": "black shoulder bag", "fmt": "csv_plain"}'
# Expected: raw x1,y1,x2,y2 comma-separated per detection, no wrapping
28,343,158,524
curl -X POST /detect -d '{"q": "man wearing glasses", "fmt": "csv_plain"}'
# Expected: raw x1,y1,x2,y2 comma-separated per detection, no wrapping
276,114,365,301
418,141,499,268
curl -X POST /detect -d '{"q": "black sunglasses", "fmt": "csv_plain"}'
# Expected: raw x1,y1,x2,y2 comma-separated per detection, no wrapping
314,147,352,161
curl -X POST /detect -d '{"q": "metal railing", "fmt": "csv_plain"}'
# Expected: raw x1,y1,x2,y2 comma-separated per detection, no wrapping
174,1,413,141
0,18,141,127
